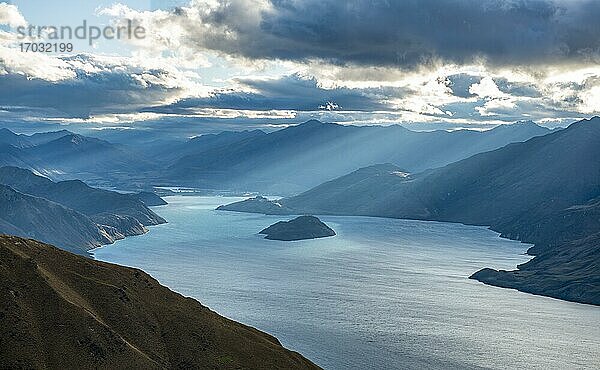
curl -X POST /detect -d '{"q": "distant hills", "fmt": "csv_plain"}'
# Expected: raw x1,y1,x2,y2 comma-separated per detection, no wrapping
0,167,166,253
220,117,600,305
3,118,597,304
0,235,319,369
166,119,550,194
0,120,551,194
0,129,156,184
0,185,114,250
0,128,33,148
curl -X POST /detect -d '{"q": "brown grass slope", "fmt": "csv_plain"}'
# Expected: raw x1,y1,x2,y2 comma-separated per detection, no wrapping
0,235,320,370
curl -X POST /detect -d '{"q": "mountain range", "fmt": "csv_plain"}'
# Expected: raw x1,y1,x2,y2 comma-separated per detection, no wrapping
0,184,114,250
2,118,596,304
1,120,551,195
165,119,550,194
0,167,166,254
219,117,600,305
0,129,157,186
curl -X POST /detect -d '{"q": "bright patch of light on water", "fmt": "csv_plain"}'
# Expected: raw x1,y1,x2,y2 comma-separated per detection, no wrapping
94,196,600,370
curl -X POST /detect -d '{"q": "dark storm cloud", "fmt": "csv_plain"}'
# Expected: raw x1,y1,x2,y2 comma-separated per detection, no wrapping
0,55,183,118
148,74,397,113
494,78,541,98
172,0,600,68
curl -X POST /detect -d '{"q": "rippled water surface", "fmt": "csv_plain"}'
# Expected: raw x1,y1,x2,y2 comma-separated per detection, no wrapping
94,196,600,369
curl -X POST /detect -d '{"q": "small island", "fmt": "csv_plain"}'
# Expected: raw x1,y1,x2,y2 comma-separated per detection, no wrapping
217,196,293,215
259,215,336,241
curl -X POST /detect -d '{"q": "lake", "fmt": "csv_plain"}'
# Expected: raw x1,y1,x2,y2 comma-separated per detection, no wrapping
93,196,600,369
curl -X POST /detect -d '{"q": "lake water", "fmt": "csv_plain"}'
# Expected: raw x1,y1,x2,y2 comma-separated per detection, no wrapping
93,196,600,369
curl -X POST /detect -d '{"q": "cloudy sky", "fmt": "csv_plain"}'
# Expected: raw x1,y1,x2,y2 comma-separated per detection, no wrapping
0,0,599,133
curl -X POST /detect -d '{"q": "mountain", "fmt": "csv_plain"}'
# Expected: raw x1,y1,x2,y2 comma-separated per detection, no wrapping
0,167,167,253
0,129,157,186
89,128,267,167
22,133,156,176
0,185,113,250
0,122,549,194
220,117,600,305
0,143,33,169
0,166,166,233
0,129,36,169
0,235,319,369
470,233,600,305
0,128,32,148
27,129,73,145
135,191,168,206
217,195,293,214
219,163,422,218
168,130,267,162
167,119,550,194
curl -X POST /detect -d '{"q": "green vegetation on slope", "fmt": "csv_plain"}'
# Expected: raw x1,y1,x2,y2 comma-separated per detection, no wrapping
0,235,320,369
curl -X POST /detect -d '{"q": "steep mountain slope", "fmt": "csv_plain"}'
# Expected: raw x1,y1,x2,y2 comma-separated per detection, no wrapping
0,167,166,236
136,191,168,206
0,185,112,251
471,233,600,305
167,120,550,194
0,235,319,369
0,128,33,148
220,117,600,304
27,129,72,145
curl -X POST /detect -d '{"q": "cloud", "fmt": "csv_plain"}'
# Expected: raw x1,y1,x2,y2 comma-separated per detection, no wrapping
0,54,188,118
0,4,196,118
148,73,397,113
469,77,506,99
102,0,600,68
1,0,599,128
0,3,27,28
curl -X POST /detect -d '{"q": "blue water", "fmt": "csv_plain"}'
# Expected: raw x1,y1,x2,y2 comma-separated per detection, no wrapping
93,196,600,369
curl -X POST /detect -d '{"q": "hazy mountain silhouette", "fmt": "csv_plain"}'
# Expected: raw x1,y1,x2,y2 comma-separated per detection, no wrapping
168,119,550,194
0,129,157,184
0,122,550,194
23,134,156,175
0,128,34,148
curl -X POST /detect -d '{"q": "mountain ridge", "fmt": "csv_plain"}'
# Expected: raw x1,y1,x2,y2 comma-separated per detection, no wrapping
219,117,600,305
0,167,167,253
0,235,320,369
166,119,550,194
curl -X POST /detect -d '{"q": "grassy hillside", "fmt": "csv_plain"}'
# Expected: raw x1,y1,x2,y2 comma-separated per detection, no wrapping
0,235,320,369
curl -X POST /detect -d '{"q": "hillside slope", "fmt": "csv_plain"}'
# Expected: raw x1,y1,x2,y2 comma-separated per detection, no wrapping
0,166,166,236
0,235,320,369
0,185,113,250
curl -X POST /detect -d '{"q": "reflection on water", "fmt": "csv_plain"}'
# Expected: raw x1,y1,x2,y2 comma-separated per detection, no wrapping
94,196,600,370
